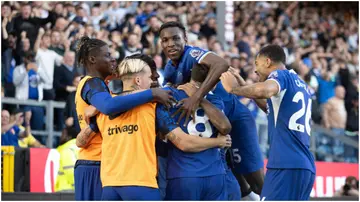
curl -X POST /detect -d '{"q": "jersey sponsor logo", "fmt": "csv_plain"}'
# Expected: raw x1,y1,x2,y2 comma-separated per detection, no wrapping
107,124,139,135
189,49,203,58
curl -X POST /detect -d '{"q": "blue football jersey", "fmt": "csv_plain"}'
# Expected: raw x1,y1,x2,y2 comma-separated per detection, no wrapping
166,87,226,179
214,83,264,174
163,45,211,86
266,69,316,173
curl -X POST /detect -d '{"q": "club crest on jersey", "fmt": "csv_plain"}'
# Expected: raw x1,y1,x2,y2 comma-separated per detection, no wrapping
190,49,202,58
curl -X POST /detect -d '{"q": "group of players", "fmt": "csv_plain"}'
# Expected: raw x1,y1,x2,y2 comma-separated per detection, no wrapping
73,21,316,201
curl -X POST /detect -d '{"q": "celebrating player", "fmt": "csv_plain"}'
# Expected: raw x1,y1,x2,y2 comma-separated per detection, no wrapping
179,64,264,200
74,36,173,200
160,21,229,123
220,44,316,200
159,21,264,200
163,61,232,200
76,57,232,200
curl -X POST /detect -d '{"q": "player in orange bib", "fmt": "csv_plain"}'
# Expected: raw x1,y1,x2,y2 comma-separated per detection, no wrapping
77,57,232,200
74,37,174,200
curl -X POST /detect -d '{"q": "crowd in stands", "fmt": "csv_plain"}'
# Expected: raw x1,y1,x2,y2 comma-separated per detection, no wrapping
1,1,358,163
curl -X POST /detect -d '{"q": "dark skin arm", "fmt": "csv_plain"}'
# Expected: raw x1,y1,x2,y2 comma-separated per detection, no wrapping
177,82,231,134
200,98,232,135
176,53,229,123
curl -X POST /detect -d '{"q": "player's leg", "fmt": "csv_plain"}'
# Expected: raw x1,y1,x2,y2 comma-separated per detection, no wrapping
117,186,161,201
234,173,260,201
230,117,264,195
74,163,102,201
166,177,202,200
74,164,86,200
299,170,316,200
243,168,265,195
226,169,241,200
261,169,315,200
101,186,122,201
202,174,227,200
259,169,283,201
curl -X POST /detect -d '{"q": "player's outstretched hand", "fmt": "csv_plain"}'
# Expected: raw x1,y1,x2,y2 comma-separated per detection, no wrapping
177,83,198,97
229,67,246,86
220,71,238,93
84,105,99,125
151,88,176,109
217,134,232,148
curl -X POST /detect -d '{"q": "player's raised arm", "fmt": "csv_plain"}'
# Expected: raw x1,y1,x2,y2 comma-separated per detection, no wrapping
221,45,288,112
156,104,231,152
220,72,279,113
220,72,280,99
178,52,229,123
197,52,230,97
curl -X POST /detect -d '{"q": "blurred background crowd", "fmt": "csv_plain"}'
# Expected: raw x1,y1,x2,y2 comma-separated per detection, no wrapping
1,1,359,164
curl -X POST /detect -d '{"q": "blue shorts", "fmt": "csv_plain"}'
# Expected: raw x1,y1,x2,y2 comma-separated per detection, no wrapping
166,175,227,200
74,160,102,201
101,186,161,201
261,168,315,200
226,169,241,200
157,156,168,200
230,117,264,175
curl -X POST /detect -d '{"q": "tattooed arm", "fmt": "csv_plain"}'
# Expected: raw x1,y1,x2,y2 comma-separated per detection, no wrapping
76,117,99,148
76,126,97,148
156,104,231,152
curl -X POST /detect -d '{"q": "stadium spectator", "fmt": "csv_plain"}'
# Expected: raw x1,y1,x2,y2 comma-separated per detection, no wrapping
136,2,156,28
64,75,82,134
335,176,359,197
13,109,45,148
200,17,217,40
124,32,142,57
1,2,13,90
140,15,161,56
54,51,77,102
12,3,55,51
13,51,48,131
34,27,64,100
54,51,77,131
322,85,348,159
1,109,27,147
49,30,66,56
